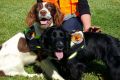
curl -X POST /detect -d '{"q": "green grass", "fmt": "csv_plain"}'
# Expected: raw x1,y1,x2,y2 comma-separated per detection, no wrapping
0,0,120,80
89,0,120,38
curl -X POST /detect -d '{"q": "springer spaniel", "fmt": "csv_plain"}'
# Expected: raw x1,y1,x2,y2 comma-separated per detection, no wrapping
26,1,64,29
0,33,41,77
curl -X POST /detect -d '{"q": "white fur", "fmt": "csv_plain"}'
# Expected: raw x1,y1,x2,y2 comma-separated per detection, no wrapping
38,2,52,20
37,59,64,80
38,2,54,27
0,32,42,77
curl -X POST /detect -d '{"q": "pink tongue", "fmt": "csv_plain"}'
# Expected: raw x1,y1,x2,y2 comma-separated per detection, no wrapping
55,52,63,60
40,21,48,24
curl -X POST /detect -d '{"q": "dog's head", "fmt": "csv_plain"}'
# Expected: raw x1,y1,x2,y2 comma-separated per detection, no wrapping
41,27,83,60
41,27,84,60
26,1,64,29
41,27,71,60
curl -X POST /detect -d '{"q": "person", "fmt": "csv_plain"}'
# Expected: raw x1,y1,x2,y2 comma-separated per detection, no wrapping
41,0,91,32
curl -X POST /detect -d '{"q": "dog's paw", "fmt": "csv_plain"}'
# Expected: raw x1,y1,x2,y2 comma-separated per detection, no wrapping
88,26,102,33
52,70,64,80
19,72,44,78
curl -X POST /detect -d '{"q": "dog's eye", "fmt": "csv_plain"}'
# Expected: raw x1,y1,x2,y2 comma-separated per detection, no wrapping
46,4,53,11
37,3,43,10
47,6,52,10
60,33,64,37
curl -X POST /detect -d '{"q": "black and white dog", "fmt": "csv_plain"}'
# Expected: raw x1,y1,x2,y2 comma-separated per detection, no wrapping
41,27,120,80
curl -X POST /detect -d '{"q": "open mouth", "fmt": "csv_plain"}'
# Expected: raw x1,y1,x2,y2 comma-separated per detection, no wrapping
40,18,52,25
55,51,64,60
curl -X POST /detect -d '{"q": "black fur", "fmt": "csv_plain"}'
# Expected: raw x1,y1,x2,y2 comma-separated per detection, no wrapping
41,27,120,80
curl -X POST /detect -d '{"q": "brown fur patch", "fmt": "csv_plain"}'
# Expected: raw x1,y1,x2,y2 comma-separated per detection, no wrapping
18,37,30,53
0,71,5,76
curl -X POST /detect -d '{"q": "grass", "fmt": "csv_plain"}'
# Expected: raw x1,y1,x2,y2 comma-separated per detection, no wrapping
0,0,120,80
89,0,120,38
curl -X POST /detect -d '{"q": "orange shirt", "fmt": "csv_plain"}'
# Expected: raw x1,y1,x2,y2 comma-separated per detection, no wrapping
43,0,78,15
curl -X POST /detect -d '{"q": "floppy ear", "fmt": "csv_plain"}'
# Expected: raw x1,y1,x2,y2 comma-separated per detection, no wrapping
54,6,64,27
63,31,71,51
26,3,38,27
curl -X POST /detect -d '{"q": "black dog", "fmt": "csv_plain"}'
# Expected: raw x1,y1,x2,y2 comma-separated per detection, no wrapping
41,27,120,80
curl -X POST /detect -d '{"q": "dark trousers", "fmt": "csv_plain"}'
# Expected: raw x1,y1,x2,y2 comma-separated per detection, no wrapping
62,17,83,32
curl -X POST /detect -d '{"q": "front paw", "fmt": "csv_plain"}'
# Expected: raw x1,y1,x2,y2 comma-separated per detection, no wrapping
70,63,86,80
52,70,64,80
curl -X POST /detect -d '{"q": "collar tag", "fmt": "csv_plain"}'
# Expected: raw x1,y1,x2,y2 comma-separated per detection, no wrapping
71,31,84,44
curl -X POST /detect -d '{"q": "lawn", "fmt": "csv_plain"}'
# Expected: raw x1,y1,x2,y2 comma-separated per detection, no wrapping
0,0,120,80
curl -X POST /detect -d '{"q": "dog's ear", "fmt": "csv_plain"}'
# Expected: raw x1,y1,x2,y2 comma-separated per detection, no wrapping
64,31,71,51
41,30,48,49
53,5,64,27
26,3,38,27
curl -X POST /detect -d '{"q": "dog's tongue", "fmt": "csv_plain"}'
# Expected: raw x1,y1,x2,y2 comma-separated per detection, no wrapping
55,52,63,60
40,21,48,25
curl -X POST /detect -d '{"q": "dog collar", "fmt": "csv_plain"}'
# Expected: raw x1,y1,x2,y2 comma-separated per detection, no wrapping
68,31,85,60
23,25,42,51
68,52,77,60
68,45,84,60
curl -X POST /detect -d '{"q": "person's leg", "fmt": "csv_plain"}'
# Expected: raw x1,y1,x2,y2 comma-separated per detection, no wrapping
62,17,83,32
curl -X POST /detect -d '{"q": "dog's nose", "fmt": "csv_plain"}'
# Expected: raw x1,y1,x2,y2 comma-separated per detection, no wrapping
40,10,47,16
56,41,64,50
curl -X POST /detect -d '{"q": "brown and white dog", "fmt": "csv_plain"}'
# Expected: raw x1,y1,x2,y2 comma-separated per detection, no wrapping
26,1,64,29
0,33,40,77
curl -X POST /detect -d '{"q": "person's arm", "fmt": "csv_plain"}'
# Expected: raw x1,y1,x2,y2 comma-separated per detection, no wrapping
81,14,91,32
78,0,91,32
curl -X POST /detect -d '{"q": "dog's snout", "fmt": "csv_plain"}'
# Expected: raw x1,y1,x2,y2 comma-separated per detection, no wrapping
56,41,64,50
40,10,47,16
